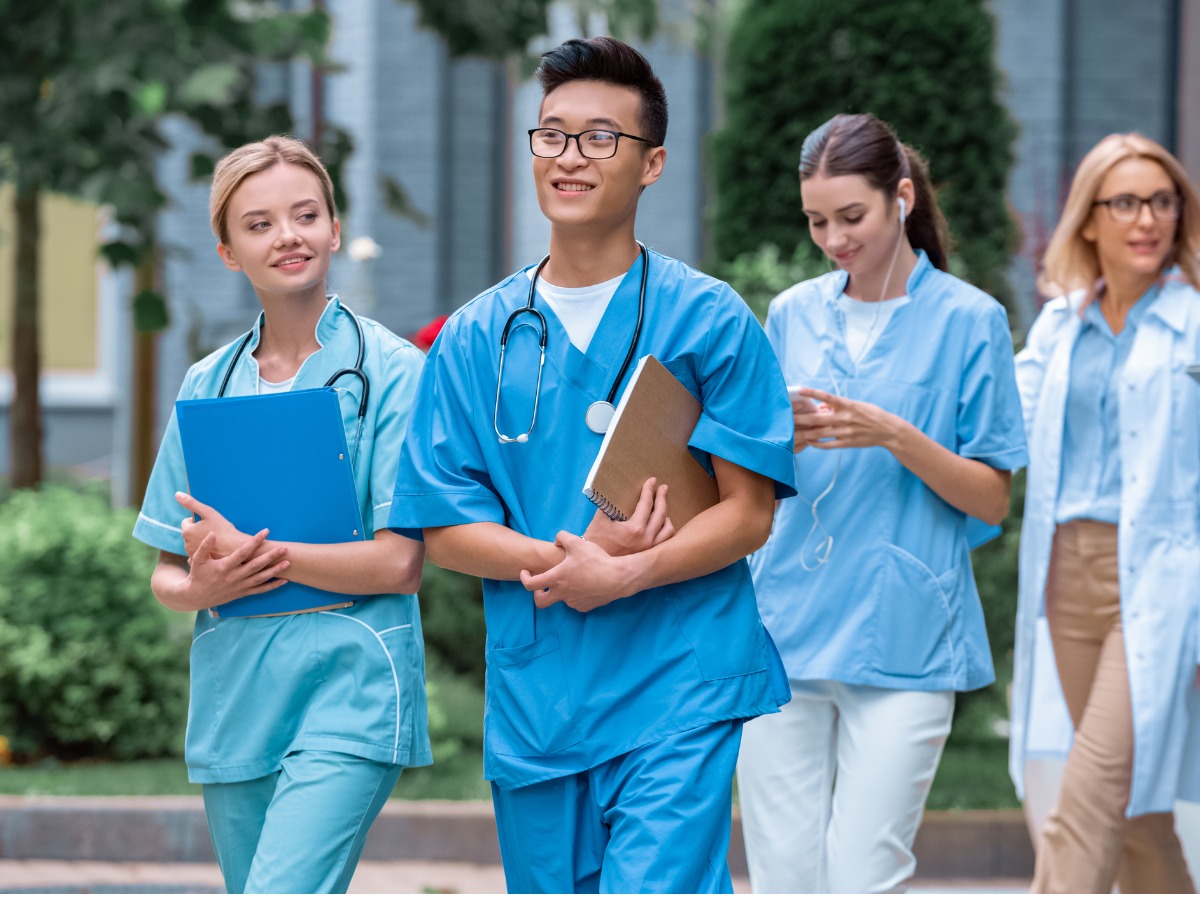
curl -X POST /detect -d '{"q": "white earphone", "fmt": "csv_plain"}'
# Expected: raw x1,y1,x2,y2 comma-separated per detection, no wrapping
898,196,907,223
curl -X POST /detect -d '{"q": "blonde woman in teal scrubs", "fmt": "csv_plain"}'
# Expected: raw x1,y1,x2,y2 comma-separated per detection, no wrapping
133,136,431,893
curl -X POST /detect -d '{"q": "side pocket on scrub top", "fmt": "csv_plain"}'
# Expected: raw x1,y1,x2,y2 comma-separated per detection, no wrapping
486,633,584,758
875,544,957,678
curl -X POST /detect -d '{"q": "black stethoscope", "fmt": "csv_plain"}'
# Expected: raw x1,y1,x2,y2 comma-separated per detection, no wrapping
494,242,648,443
218,297,371,462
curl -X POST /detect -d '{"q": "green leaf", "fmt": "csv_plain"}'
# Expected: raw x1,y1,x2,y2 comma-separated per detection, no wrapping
188,152,216,181
133,289,169,333
379,175,430,227
98,241,142,269
178,63,243,107
133,80,168,116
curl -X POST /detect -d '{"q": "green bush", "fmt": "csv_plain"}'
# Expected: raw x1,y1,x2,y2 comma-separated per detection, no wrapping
418,562,486,684
716,242,831,323
711,0,1018,311
0,484,190,760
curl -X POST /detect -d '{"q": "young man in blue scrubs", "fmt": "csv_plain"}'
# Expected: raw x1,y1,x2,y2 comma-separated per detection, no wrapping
390,36,796,893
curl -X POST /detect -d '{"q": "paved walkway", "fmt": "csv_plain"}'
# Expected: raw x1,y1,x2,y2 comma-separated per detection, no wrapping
0,860,1029,893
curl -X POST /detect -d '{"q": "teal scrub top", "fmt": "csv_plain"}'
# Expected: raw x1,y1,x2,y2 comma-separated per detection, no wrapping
389,249,797,790
133,297,433,783
750,253,1029,692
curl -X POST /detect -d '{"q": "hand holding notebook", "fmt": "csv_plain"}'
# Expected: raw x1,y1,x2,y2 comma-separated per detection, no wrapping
582,355,719,529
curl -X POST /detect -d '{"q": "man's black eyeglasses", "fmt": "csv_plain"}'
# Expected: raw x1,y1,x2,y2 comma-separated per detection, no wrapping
528,128,655,160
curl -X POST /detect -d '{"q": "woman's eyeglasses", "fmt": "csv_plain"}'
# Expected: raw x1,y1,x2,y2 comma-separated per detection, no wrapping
1092,191,1183,223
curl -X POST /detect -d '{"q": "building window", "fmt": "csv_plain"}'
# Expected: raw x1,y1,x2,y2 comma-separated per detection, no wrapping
0,186,114,407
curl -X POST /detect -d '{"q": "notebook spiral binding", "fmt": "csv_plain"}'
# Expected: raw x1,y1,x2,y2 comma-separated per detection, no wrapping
584,487,629,522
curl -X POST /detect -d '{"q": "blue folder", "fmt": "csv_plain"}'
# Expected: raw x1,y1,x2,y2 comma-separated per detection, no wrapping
175,387,367,617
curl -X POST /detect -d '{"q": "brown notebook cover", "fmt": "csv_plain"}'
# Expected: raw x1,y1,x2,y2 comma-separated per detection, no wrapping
582,355,720,527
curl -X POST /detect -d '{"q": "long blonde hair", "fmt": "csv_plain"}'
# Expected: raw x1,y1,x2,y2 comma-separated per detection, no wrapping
1040,133,1200,298
209,136,336,244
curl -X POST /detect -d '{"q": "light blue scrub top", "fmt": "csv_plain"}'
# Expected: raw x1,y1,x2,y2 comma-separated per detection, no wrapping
389,249,798,790
133,297,433,783
750,252,1029,692
1056,285,1158,525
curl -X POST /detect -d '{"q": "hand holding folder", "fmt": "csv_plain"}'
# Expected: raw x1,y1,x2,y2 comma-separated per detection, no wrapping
175,388,369,618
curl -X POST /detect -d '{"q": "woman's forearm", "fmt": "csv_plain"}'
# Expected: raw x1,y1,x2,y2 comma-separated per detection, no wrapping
885,418,1012,525
262,529,425,595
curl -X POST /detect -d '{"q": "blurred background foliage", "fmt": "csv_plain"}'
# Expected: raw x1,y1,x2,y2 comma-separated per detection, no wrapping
710,0,1019,314
0,484,189,760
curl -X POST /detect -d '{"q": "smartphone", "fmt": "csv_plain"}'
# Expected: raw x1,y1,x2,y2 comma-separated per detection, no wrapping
787,384,819,410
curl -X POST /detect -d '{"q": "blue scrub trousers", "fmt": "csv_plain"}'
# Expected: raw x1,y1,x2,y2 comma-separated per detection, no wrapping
201,749,402,893
491,719,742,893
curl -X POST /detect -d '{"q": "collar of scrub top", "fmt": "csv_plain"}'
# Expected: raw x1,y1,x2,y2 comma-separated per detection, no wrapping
217,295,371,463
493,241,649,444
1080,269,1189,334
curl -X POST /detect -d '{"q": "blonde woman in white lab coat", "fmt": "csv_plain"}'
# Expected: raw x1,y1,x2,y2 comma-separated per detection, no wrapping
1011,132,1200,893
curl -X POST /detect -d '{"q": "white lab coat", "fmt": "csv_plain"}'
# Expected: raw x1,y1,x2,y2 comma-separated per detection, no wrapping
1010,274,1200,816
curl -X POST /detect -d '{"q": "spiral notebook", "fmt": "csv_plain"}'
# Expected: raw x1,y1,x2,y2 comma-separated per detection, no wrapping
582,355,719,527
175,387,367,618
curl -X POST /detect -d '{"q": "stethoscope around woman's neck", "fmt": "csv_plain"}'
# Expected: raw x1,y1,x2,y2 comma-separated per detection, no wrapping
493,242,649,443
218,296,371,463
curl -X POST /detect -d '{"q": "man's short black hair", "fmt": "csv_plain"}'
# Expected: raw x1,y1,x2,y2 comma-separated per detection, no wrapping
534,36,668,148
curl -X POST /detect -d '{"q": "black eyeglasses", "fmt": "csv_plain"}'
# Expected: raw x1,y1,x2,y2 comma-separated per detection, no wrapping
1092,191,1182,223
528,128,654,160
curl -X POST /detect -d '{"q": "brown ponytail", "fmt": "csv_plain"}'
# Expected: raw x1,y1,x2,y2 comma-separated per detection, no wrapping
799,113,951,271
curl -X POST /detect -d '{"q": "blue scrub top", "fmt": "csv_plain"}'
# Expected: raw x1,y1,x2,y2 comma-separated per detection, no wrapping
750,252,1028,692
389,249,797,790
133,297,433,783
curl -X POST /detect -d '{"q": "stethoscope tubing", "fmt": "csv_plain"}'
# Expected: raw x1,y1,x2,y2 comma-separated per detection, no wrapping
494,243,649,443
217,298,371,460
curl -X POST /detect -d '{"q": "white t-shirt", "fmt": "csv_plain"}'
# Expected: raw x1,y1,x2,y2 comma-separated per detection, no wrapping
258,375,296,395
527,269,623,352
838,292,911,362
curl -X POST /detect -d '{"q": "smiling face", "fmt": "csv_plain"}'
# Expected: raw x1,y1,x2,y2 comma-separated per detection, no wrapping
1083,156,1179,282
800,172,912,279
216,162,341,301
533,79,665,234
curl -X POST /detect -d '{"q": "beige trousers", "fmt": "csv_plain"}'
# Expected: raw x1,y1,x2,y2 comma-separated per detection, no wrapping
1032,519,1195,893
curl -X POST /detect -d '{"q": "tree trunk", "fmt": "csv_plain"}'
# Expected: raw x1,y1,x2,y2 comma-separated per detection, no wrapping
10,182,43,490
129,256,158,508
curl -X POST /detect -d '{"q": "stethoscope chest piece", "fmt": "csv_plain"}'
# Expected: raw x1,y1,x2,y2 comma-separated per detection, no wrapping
585,401,616,435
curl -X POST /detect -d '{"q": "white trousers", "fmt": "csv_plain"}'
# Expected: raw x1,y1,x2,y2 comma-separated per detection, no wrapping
736,680,955,893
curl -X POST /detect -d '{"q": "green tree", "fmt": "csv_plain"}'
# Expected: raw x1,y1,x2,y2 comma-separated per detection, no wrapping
407,0,657,58
710,0,1017,309
0,0,341,492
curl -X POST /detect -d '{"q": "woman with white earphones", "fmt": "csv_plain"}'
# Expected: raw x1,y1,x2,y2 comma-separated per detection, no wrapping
736,113,1028,893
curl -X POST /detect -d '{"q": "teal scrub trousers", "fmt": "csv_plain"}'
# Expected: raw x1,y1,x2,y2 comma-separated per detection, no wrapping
201,749,402,893
491,719,742,893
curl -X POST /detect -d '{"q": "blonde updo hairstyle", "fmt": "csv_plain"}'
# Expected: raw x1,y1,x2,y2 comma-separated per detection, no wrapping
1039,132,1200,298
209,135,337,244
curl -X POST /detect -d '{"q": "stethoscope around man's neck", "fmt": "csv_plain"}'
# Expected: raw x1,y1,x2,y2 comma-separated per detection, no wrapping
494,242,649,443
218,296,371,463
